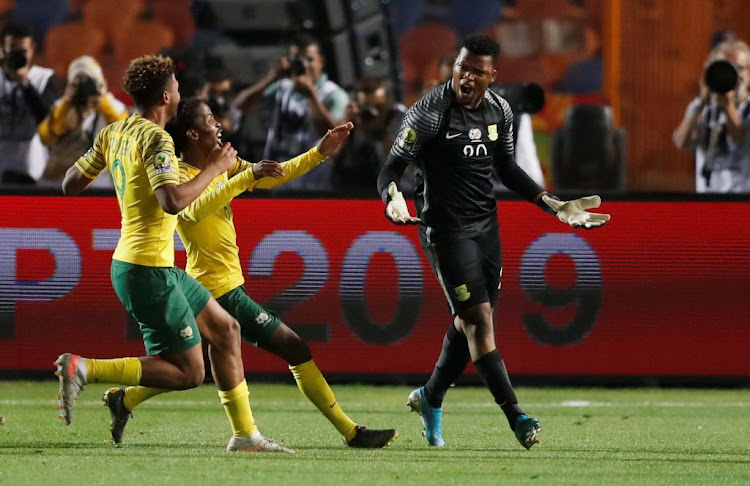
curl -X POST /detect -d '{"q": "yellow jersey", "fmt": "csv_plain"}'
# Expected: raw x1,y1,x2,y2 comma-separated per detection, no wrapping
75,114,179,267
177,147,326,298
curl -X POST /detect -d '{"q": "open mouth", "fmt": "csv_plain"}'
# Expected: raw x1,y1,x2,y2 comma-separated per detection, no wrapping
217,129,223,147
459,84,473,96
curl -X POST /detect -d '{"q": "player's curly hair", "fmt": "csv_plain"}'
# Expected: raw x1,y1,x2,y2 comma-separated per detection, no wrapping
123,55,175,107
462,34,500,63
165,97,205,155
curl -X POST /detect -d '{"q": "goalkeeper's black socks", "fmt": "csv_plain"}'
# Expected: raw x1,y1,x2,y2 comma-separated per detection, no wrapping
474,349,524,429
423,323,471,408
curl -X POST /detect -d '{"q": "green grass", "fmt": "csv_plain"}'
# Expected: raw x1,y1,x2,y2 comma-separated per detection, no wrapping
1,382,749,485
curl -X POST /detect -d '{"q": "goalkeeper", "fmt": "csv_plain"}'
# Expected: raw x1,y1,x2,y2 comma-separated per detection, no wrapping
377,34,610,450
103,97,398,449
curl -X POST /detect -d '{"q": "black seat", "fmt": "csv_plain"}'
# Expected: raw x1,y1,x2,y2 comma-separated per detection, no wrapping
552,104,627,190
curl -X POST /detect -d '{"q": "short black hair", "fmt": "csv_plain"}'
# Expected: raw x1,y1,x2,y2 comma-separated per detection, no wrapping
165,97,206,155
294,33,319,51
1,22,33,41
462,33,500,63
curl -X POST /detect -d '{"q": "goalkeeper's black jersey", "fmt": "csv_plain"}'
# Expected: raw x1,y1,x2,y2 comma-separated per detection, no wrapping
388,80,539,234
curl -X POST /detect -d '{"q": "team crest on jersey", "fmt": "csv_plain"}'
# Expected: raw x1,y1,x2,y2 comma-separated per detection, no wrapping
487,124,498,141
469,128,482,140
399,126,418,150
154,152,175,175
454,284,471,302
179,326,194,339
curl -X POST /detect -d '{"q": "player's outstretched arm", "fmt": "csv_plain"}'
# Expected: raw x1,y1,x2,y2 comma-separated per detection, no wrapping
542,194,611,229
251,122,354,191
156,143,237,214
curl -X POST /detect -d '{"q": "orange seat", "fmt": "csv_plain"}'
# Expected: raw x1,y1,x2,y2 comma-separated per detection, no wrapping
98,52,131,101
44,23,106,81
113,21,175,62
399,22,458,92
0,0,14,14
153,0,195,46
83,0,143,44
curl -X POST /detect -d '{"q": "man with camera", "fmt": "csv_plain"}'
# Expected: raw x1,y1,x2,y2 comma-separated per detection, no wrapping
38,56,128,187
233,33,349,190
674,40,750,193
0,22,59,184
331,77,406,189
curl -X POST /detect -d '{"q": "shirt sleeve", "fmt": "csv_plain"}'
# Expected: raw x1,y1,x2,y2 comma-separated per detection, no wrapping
143,128,179,190
249,147,326,191
228,155,253,178
389,91,441,163
73,127,107,179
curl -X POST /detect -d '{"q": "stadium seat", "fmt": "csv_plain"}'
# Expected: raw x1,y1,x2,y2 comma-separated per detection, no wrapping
153,0,195,47
83,0,143,45
13,0,68,43
399,22,458,98
551,104,626,190
0,0,14,15
113,21,175,62
44,22,105,81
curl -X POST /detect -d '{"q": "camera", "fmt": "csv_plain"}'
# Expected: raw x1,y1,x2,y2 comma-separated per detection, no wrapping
704,60,738,94
4,47,28,70
289,56,309,77
71,76,100,108
491,82,546,114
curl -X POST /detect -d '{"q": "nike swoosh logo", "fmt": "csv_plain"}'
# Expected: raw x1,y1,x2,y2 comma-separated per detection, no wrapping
329,402,337,408
445,132,462,139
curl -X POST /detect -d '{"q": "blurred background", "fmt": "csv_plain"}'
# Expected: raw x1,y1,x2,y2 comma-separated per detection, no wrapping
1,0,748,384
2,0,750,193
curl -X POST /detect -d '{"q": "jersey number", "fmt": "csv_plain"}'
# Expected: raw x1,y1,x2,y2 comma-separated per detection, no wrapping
463,144,487,157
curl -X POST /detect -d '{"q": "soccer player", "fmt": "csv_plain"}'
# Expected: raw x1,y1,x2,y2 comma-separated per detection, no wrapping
58,56,292,453
377,34,610,449
101,97,398,449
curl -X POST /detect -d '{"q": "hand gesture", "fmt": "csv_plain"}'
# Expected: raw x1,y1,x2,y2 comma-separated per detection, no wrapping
269,56,290,80
542,194,610,229
206,142,237,175
385,182,420,224
252,159,285,179
715,90,735,111
317,122,354,157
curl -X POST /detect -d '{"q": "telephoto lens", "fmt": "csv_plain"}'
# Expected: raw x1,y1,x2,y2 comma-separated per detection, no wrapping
704,60,738,94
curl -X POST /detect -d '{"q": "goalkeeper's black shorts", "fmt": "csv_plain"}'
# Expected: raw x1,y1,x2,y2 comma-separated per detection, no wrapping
418,220,501,314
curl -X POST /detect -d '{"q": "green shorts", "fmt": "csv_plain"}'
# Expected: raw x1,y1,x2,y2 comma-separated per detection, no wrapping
110,259,210,355
216,286,281,347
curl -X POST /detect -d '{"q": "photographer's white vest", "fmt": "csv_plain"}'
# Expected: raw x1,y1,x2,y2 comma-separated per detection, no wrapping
0,65,54,181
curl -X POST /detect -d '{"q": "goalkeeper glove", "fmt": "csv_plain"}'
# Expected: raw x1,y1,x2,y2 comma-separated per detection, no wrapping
385,182,420,224
542,194,610,229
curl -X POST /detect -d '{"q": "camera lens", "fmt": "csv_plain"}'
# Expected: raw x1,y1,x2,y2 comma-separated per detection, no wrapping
290,57,307,77
705,60,738,94
6,48,27,70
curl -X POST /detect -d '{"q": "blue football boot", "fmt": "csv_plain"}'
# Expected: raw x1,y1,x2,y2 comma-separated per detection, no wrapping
514,414,541,449
406,387,445,447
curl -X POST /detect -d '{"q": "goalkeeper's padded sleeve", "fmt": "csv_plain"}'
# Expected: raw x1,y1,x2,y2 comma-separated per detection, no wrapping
377,152,410,203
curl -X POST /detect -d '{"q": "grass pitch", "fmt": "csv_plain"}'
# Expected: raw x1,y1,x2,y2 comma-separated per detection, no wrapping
1,381,748,485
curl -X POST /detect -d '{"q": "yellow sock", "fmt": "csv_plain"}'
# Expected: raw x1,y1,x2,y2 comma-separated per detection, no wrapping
218,380,258,437
123,386,169,411
290,360,357,441
85,357,141,385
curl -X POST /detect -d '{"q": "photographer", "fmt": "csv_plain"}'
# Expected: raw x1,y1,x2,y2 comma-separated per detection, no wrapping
233,33,349,190
674,40,750,193
0,22,59,184
331,77,406,189
38,56,128,187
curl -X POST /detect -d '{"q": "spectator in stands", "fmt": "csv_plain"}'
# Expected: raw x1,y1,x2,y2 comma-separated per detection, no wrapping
0,21,59,184
37,55,128,187
331,77,406,190
234,33,349,190
673,40,750,193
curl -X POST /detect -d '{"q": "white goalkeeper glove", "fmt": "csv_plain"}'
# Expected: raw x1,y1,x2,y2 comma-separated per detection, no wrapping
542,194,610,229
385,182,420,224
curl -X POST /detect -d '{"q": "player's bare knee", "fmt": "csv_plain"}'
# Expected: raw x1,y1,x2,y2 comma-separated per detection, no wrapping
183,364,205,389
